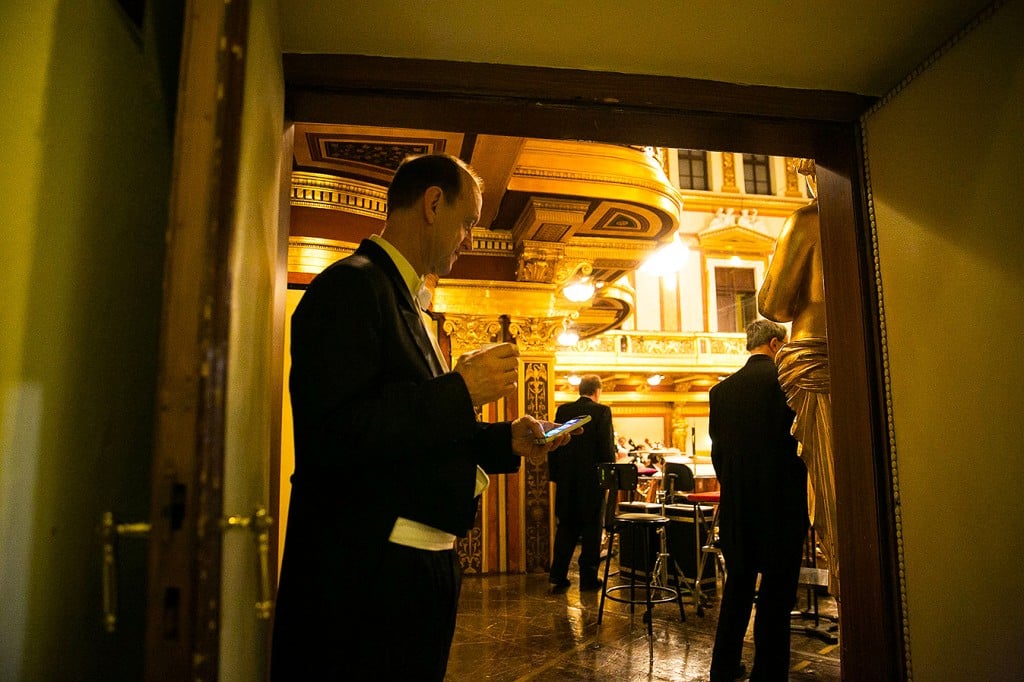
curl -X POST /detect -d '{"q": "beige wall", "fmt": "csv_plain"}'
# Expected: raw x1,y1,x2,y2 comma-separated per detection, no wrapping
864,0,1024,677
0,2,175,678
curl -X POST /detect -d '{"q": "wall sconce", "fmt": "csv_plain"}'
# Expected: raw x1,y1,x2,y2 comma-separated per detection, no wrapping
562,277,595,303
647,374,664,386
567,374,582,386
557,318,580,346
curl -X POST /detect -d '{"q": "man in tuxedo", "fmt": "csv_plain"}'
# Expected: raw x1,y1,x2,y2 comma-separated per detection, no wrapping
548,374,616,591
271,154,572,681
709,319,809,681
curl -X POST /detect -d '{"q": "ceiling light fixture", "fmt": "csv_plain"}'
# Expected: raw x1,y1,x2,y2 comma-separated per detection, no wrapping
562,277,596,303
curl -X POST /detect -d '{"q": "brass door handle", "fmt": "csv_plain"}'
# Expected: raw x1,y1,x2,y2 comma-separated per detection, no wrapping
221,508,275,619
100,512,151,633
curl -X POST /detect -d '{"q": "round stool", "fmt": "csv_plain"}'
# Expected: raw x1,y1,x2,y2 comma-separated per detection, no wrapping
597,511,685,662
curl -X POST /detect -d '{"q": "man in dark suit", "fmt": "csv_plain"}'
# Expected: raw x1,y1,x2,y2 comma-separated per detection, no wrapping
548,374,616,591
271,154,572,681
709,319,809,681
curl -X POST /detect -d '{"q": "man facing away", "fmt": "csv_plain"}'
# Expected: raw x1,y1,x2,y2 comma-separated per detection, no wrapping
548,374,616,592
271,153,572,681
709,319,809,681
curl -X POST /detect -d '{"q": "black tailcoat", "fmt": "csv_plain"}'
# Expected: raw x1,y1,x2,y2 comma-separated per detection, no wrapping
272,239,521,674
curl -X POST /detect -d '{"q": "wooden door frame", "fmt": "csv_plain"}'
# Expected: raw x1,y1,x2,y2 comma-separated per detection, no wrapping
280,54,904,681
145,1,251,679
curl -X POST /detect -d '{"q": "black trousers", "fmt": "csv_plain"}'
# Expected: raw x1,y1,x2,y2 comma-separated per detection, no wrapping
710,556,802,681
549,487,603,583
360,543,462,681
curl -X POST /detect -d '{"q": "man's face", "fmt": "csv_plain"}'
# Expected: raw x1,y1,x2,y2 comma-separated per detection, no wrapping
426,176,481,276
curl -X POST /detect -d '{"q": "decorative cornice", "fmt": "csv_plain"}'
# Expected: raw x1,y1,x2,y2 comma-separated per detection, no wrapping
470,228,514,255
697,223,778,255
678,192,809,218
290,171,387,219
287,236,357,275
513,166,672,199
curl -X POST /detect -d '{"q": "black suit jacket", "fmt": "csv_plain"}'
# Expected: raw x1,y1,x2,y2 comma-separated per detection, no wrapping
273,239,521,665
709,354,808,574
550,397,616,518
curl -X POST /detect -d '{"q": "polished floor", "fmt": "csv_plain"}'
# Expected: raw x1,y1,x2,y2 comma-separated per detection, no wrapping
447,558,840,681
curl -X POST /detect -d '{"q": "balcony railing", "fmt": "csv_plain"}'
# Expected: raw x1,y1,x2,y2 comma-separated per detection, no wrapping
554,330,748,374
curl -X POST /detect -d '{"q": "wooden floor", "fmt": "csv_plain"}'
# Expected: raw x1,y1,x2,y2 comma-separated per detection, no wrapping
447,558,840,682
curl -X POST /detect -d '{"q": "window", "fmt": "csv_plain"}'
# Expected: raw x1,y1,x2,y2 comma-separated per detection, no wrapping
714,267,757,332
742,153,771,195
676,149,708,191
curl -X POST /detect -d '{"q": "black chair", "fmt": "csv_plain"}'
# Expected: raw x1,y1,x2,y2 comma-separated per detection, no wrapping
597,462,685,663
662,461,696,504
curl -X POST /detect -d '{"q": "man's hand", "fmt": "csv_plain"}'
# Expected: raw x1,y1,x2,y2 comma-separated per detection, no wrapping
510,415,581,458
453,342,520,406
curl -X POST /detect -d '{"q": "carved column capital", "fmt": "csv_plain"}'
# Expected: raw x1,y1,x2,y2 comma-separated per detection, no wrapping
507,316,564,355
442,314,504,360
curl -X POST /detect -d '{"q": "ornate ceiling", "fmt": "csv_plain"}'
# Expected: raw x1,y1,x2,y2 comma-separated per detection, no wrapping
288,122,687,338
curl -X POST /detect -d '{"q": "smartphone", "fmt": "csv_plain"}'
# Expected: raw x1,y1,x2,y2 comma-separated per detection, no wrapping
535,414,592,444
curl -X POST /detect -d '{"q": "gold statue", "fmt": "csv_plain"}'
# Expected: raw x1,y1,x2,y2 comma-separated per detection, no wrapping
757,159,840,600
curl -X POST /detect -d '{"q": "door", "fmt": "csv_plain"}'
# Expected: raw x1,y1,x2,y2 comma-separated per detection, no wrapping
143,1,286,680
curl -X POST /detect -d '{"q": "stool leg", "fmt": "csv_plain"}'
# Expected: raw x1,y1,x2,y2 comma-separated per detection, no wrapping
628,525,638,615
654,526,685,623
598,529,611,624
643,528,655,662
694,504,708,617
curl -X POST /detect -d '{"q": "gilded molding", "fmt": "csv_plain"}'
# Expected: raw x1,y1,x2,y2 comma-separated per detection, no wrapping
520,358,554,572
679,192,809,218
442,314,504,359
456,527,483,574
720,153,739,193
784,157,804,197
287,236,356,275
508,317,564,355
555,331,747,374
290,171,387,218
469,227,514,255
511,196,589,244
509,140,683,221
515,241,566,284
522,361,551,425
513,165,675,200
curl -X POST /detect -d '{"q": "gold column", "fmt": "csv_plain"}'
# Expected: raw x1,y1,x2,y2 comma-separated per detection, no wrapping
507,316,562,573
